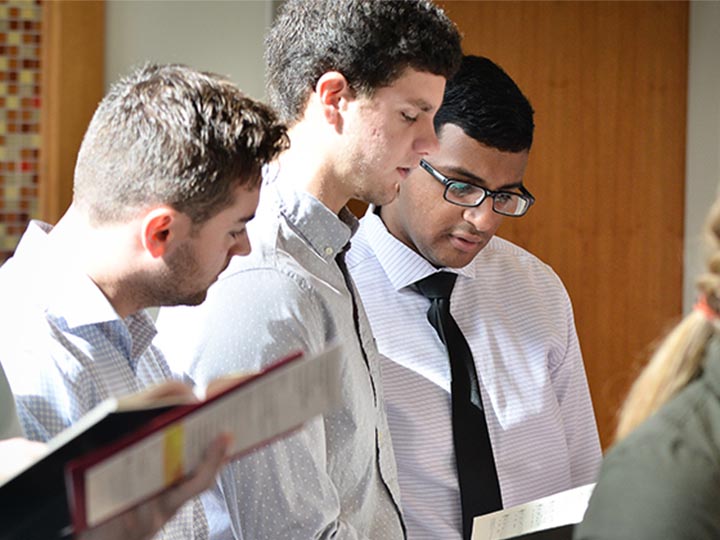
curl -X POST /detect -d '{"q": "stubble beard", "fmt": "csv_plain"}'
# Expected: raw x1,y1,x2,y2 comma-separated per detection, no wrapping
148,242,208,308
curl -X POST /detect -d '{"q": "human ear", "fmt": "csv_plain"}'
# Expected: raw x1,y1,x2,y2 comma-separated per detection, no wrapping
141,207,181,258
315,71,352,125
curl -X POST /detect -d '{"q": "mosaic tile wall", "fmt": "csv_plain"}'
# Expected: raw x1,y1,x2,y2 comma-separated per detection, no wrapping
0,0,42,264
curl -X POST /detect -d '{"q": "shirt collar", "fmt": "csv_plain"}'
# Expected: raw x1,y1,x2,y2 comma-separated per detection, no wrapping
126,311,160,361
266,167,356,262
15,221,120,328
361,206,477,291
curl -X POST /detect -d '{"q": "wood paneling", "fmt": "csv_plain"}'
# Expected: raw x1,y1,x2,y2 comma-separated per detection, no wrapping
40,0,105,224
437,0,688,447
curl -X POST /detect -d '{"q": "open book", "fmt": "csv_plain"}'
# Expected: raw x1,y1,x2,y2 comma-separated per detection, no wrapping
0,344,342,540
472,483,595,540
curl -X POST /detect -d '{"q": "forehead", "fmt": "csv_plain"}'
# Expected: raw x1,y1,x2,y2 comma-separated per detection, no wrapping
369,68,446,112
225,182,260,213
432,124,529,189
202,183,260,226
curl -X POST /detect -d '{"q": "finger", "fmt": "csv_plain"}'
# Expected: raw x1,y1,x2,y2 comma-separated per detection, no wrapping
158,433,232,517
78,435,232,540
142,380,197,401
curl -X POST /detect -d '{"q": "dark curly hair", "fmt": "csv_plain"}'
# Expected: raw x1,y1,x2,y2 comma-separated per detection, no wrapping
265,0,463,125
434,55,535,153
73,63,289,225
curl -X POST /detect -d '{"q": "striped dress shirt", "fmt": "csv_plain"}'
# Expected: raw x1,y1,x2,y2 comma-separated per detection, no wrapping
347,209,602,539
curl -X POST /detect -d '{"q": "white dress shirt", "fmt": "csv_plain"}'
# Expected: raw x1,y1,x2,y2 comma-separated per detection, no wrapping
156,172,404,540
347,209,602,539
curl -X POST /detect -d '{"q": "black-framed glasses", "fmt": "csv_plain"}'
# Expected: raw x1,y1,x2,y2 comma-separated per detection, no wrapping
420,159,535,217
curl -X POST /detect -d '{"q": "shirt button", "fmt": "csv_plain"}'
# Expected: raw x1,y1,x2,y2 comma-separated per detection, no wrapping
324,247,334,256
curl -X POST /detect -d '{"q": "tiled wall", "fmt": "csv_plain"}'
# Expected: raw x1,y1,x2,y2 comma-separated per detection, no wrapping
0,0,41,264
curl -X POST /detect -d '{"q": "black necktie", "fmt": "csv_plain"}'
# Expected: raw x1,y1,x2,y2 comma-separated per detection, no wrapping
413,271,502,539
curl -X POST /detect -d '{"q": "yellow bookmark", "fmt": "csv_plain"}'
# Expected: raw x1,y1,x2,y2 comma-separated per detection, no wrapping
163,424,185,485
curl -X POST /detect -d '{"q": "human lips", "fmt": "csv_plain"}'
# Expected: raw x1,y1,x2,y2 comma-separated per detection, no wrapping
448,231,486,253
397,167,411,179
213,257,232,283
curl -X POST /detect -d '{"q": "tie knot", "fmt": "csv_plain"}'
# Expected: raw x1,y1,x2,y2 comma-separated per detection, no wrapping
413,271,457,300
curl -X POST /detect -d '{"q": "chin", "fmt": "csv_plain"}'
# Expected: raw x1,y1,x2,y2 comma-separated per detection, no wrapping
371,188,399,207
425,248,473,270
180,290,208,307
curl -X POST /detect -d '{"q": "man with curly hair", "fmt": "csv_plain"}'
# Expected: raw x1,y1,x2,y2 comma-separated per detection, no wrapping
156,1,462,538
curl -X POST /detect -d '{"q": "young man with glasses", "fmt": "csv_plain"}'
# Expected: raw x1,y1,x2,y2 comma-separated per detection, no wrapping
347,55,602,540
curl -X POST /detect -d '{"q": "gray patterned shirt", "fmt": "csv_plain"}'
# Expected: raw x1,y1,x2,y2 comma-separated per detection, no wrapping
156,171,405,540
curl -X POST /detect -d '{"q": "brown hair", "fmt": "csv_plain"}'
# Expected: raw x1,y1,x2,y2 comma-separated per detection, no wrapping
73,63,289,225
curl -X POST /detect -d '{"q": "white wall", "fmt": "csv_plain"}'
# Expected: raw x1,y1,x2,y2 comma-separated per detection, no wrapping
105,0,273,99
684,1,720,312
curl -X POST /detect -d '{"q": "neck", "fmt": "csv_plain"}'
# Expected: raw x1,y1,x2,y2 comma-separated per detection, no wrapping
51,206,144,319
280,121,352,215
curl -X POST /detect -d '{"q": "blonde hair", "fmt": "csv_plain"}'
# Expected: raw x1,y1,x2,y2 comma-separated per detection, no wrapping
615,199,720,440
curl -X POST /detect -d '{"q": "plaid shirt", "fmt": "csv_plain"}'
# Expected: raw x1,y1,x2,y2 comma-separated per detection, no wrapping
0,221,209,540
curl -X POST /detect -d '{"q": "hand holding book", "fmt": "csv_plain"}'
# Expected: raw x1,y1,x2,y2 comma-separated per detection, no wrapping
66,344,342,534
77,433,232,540
0,388,232,540
0,344,342,539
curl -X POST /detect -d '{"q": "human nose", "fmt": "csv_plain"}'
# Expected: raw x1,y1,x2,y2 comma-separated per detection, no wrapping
462,198,499,229
413,118,440,156
230,235,252,257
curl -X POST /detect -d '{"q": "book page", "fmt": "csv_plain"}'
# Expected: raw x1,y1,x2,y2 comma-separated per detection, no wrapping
78,344,342,528
114,380,198,410
471,483,595,540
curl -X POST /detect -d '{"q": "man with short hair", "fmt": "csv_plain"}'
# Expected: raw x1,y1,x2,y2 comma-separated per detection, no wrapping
155,1,462,538
0,63,288,539
347,55,602,539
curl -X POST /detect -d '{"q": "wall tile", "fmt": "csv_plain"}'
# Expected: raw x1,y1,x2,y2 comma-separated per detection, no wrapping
0,0,41,264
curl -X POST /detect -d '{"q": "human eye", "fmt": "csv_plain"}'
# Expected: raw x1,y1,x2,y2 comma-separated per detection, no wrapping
493,192,519,211
447,181,478,199
229,228,247,240
494,192,514,205
401,111,418,123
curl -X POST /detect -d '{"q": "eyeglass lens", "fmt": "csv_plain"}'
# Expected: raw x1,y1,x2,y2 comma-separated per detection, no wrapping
445,182,529,216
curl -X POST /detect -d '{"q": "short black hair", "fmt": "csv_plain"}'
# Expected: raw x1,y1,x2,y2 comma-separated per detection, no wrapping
434,55,535,153
265,0,462,125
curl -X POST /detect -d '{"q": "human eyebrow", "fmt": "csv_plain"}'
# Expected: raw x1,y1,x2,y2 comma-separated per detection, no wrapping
236,213,256,224
440,165,524,192
406,98,436,113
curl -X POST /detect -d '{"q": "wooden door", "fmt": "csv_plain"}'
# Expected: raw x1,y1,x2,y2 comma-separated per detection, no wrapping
436,0,688,448
40,0,105,224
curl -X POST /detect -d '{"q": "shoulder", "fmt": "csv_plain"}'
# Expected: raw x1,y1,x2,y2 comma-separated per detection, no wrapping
578,391,720,539
475,237,569,298
216,248,328,308
2,325,99,440
483,236,557,276
157,258,334,382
